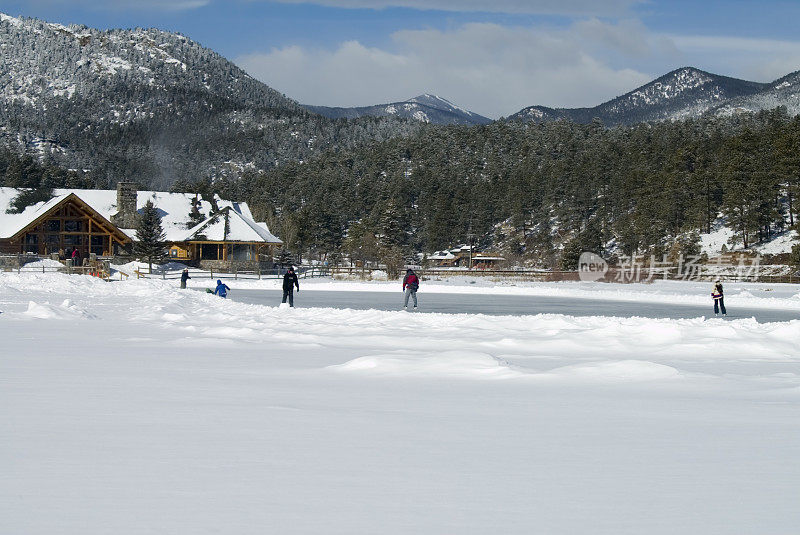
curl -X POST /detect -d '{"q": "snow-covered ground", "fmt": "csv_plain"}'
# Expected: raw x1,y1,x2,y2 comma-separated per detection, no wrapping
2,273,799,534
699,215,798,256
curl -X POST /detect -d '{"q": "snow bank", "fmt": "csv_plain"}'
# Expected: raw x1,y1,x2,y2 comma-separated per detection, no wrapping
1,272,796,390
21,299,95,320
544,360,682,382
22,258,64,269
331,350,523,379
331,353,682,383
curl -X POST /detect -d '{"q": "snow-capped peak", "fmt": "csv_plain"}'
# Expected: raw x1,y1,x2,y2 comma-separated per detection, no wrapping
0,12,23,27
408,94,475,116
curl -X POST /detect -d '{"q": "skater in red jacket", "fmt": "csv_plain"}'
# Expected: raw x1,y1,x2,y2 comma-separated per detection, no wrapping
402,269,419,310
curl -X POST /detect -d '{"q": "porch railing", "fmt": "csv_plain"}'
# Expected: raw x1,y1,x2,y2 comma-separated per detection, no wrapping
133,266,331,281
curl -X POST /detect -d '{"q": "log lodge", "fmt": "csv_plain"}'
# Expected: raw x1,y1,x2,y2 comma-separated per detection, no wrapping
0,183,282,269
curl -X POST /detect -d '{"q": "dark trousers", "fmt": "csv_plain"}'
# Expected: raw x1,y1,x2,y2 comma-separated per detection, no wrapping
714,297,726,315
282,289,294,307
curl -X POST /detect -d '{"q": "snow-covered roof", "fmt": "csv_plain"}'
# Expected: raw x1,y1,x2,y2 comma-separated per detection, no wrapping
427,250,456,260
0,191,73,239
0,187,271,242
182,206,282,244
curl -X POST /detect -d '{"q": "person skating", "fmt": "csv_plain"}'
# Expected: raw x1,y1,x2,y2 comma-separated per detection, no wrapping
282,266,300,307
214,279,230,298
402,268,419,310
180,268,191,289
711,279,726,316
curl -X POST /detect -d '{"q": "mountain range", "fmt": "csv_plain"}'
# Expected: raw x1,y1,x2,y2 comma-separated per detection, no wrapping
508,67,800,125
2,10,800,191
304,94,492,126
307,67,800,127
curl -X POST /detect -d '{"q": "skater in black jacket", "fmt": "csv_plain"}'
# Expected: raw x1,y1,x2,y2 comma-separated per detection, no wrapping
711,279,726,316
282,266,300,307
180,268,191,289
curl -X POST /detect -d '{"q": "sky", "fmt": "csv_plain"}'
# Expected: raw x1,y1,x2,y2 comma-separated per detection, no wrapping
2,0,800,118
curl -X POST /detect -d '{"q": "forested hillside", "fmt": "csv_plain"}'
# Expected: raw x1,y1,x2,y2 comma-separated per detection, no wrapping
217,109,800,267
0,13,423,189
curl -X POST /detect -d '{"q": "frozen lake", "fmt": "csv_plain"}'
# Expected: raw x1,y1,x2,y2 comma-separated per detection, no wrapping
224,288,800,322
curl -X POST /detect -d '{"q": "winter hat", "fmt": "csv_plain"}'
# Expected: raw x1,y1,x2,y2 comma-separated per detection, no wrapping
288,266,294,271
217,279,222,284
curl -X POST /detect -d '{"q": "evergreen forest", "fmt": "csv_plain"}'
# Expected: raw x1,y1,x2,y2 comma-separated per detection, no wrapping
216,109,800,268
4,109,800,268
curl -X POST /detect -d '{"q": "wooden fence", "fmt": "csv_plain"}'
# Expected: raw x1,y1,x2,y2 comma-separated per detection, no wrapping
330,266,800,284
133,266,330,281
4,259,798,284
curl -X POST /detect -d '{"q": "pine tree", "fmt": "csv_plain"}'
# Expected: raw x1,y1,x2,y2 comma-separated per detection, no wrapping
134,200,166,273
186,195,205,229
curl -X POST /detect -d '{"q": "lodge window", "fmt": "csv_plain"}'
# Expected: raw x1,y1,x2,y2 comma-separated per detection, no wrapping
64,220,82,232
231,245,253,261
64,235,83,247
201,243,220,260
47,220,61,232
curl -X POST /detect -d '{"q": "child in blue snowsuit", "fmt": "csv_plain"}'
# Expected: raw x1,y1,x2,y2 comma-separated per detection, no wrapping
214,280,230,298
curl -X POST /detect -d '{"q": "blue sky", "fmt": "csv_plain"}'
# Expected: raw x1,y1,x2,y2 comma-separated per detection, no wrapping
3,0,800,118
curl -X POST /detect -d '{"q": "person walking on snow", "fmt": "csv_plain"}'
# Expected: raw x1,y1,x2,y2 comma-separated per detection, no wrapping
282,266,300,307
402,268,419,309
711,279,726,316
180,268,191,289
214,279,230,298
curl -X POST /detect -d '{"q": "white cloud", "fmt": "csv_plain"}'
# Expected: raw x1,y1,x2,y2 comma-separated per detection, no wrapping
237,21,655,118
667,34,800,81
23,0,210,11
262,0,643,16
237,16,800,119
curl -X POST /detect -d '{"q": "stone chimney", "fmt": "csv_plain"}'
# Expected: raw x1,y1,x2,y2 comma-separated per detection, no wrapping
111,182,140,228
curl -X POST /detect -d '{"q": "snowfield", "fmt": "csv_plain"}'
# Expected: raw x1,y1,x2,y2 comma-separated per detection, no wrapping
1,273,799,534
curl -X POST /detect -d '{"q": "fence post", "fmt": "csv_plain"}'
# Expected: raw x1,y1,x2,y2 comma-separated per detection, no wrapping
162,269,166,280
235,267,238,280
210,269,213,279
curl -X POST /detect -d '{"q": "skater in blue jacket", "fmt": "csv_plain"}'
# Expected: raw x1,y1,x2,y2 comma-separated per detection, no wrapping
214,279,230,298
